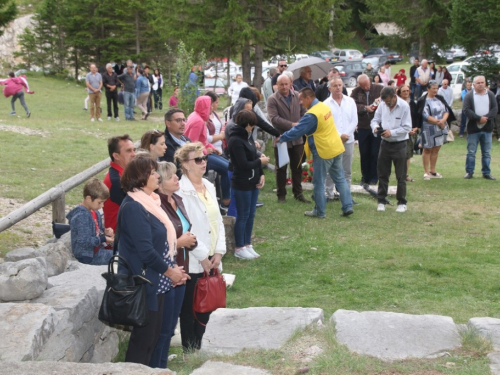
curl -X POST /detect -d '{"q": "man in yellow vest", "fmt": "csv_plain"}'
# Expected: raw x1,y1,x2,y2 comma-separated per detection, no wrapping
278,87,354,218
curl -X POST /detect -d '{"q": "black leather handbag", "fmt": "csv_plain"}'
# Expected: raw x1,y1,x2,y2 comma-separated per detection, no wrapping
98,204,152,327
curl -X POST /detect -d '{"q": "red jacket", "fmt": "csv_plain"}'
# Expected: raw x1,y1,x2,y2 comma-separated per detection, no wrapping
0,76,32,97
394,70,407,87
184,96,215,152
103,162,125,231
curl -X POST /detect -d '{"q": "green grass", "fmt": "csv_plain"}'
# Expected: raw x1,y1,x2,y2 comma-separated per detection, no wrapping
1,74,500,374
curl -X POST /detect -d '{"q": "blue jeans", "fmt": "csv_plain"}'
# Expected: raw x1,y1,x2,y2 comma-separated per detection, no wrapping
207,154,230,200
410,83,417,102
233,188,259,247
123,91,135,119
77,246,113,265
227,171,237,217
466,132,492,175
149,285,186,369
312,151,353,217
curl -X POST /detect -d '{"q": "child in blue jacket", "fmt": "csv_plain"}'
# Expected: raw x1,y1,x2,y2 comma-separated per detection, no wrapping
66,178,114,265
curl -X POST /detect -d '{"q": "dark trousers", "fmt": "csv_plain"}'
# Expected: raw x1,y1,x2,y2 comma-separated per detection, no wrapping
179,272,211,352
11,91,29,113
105,90,119,118
410,82,417,102
460,110,467,136
147,91,153,113
377,140,407,205
125,293,165,366
357,128,382,184
274,144,304,198
153,89,163,110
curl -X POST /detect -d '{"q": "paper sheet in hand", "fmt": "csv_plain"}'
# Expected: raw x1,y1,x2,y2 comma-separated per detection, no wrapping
277,142,290,168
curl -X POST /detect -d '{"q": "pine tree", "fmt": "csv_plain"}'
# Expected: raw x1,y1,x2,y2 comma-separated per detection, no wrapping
0,0,17,37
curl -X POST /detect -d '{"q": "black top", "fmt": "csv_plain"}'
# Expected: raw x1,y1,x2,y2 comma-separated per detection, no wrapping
416,94,457,129
159,131,191,177
227,126,263,190
271,73,281,91
117,72,136,93
102,71,120,92
410,65,419,85
463,90,498,134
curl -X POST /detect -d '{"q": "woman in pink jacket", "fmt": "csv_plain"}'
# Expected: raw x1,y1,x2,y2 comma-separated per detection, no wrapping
0,72,34,117
184,95,231,210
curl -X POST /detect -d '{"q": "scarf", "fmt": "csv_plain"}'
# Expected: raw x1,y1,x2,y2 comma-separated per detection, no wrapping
128,189,177,260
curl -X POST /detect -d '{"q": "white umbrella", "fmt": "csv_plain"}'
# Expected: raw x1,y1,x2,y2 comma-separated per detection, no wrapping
287,57,333,81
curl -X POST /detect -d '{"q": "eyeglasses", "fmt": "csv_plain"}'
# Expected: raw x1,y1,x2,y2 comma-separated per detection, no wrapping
279,64,288,67
400,90,410,93
173,118,187,123
189,155,208,164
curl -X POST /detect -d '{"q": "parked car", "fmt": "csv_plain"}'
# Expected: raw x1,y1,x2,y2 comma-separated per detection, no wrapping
333,49,363,62
446,61,469,74
361,55,388,71
449,71,466,101
451,45,467,60
310,50,335,62
385,51,403,64
363,47,402,64
200,78,227,96
332,61,365,87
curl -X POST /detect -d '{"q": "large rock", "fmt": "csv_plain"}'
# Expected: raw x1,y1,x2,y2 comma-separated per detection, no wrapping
31,263,110,362
4,247,38,262
0,361,174,374
222,215,235,253
60,231,74,259
37,242,69,277
468,317,500,350
201,307,324,355
0,257,48,301
331,310,461,361
190,360,271,375
488,352,500,375
0,303,59,361
89,326,122,363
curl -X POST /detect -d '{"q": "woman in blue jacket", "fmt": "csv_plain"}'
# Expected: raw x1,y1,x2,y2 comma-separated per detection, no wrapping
135,68,151,120
117,155,188,366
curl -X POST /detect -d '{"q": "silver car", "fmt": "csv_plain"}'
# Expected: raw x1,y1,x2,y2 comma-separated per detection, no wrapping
333,49,363,62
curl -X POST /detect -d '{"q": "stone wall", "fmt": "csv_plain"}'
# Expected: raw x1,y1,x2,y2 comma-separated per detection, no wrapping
0,14,34,72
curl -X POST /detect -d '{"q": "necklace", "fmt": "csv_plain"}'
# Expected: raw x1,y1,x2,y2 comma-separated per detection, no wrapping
192,181,207,199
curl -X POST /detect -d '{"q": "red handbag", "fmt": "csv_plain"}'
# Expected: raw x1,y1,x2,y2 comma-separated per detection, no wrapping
193,269,226,314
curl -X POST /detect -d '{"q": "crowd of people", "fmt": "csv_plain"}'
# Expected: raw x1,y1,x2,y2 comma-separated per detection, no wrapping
60,55,500,369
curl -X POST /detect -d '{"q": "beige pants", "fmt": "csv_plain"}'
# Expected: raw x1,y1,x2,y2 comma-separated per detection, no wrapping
89,92,101,119
136,92,149,116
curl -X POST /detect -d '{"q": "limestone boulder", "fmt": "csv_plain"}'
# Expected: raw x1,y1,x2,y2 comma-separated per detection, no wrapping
4,247,37,262
59,231,75,259
488,352,500,375
0,257,48,301
468,317,500,350
0,361,174,374
331,309,461,361
190,361,271,375
201,307,324,355
0,303,59,361
37,242,69,277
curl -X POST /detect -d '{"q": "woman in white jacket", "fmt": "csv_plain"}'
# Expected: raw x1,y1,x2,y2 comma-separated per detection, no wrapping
174,142,226,353
152,69,164,110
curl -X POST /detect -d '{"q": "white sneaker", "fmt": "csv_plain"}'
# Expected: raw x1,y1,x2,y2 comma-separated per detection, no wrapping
98,118,103,122
115,117,120,121
396,204,407,213
234,247,255,260
245,245,260,258
377,203,385,212
107,116,112,120
90,118,95,122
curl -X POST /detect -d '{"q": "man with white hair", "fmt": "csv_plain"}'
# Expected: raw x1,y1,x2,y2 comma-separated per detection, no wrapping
324,77,358,200
85,64,103,122
463,75,498,180
437,79,453,107
102,63,120,121
414,59,430,99
293,66,315,91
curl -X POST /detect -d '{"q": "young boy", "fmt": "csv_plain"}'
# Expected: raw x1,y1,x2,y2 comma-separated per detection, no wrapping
67,178,114,265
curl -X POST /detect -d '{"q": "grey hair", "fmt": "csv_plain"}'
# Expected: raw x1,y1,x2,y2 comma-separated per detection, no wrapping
380,86,397,100
106,63,112,69
299,66,307,74
427,80,439,89
157,161,177,184
283,71,294,81
357,74,370,83
269,67,277,76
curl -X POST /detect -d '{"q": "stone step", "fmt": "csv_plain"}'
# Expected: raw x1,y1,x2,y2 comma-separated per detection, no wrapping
190,360,270,375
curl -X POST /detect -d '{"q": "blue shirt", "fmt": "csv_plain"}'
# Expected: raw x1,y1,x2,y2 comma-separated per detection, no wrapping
135,75,150,94
279,99,319,153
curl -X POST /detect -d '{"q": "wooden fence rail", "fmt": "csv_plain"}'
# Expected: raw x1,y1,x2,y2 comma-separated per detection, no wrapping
0,157,111,233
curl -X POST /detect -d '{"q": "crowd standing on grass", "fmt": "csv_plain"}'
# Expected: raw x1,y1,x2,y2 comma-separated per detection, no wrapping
42,53,499,369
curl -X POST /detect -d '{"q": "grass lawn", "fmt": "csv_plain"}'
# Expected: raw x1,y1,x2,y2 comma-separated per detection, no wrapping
1,74,499,374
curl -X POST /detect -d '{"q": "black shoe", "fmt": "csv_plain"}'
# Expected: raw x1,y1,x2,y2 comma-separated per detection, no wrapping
483,174,496,180
278,197,286,203
27,111,31,118
341,210,354,217
464,173,473,179
295,194,311,203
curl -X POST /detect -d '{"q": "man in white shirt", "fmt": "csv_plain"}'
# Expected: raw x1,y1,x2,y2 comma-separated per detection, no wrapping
414,59,430,100
324,78,358,200
228,74,248,105
370,86,412,213
438,79,453,107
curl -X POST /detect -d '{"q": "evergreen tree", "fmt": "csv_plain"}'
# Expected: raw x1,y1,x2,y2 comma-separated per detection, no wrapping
0,0,17,37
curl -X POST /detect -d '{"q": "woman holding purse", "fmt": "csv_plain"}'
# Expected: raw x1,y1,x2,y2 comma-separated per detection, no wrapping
175,142,226,354
149,161,197,368
117,155,189,366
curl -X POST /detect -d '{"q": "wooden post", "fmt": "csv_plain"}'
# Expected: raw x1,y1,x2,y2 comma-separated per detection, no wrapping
52,193,66,224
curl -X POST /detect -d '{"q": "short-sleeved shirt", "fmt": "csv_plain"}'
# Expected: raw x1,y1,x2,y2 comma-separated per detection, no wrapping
86,72,102,94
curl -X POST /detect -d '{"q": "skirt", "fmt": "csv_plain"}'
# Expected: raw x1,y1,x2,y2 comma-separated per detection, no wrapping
421,122,445,149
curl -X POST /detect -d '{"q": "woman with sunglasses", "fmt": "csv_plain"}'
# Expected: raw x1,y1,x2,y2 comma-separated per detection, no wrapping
140,130,167,161
397,85,419,182
228,110,269,259
174,142,226,354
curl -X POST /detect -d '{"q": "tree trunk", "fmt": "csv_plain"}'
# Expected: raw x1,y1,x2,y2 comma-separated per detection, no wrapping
74,49,79,81
253,3,264,89
418,36,425,61
135,11,140,55
242,40,251,84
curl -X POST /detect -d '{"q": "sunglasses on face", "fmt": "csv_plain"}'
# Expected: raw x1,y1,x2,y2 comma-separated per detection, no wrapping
279,64,288,67
190,155,208,164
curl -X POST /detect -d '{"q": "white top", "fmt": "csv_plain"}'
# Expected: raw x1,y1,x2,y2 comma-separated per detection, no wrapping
324,95,358,144
152,74,163,91
207,113,223,152
473,90,490,129
228,81,248,104
370,96,411,142
438,86,453,107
